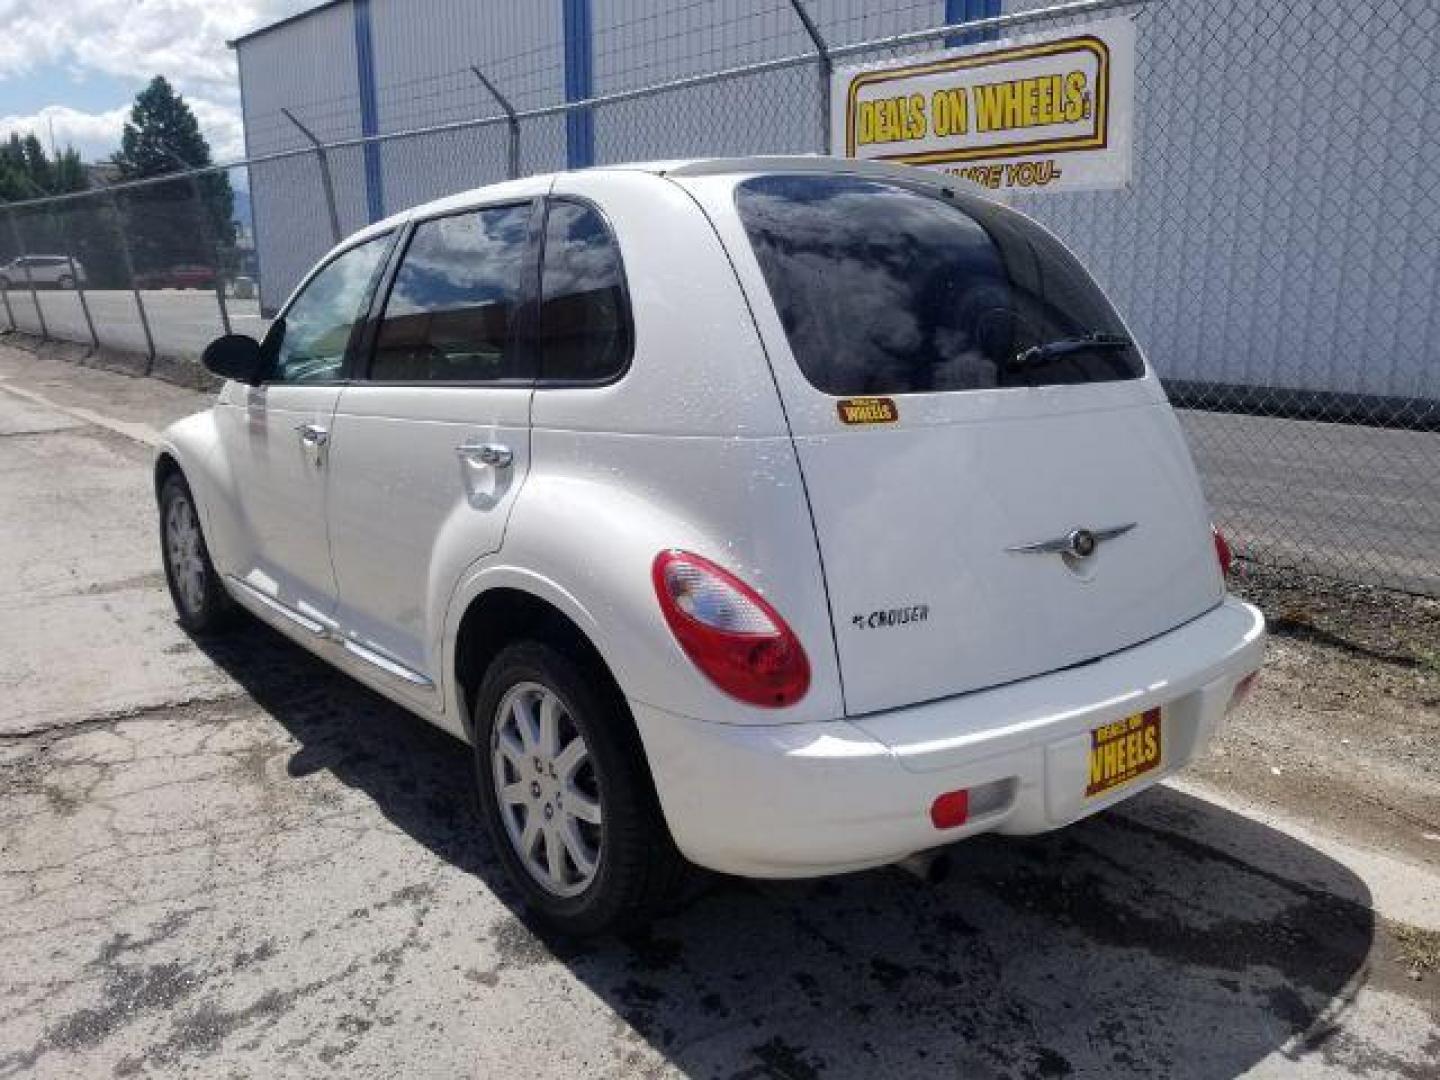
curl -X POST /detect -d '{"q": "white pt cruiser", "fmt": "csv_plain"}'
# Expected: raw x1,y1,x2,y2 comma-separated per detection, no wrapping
158,157,1266,934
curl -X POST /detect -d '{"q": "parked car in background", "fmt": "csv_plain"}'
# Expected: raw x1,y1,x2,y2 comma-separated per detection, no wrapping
134,264,218,290
0,255,87,289
156,156,1266,935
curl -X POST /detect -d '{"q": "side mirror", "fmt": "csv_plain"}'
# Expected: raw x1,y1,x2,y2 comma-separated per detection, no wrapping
201,334,265,385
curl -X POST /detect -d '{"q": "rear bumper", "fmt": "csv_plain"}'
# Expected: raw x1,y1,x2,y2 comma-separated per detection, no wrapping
631,597,1266,878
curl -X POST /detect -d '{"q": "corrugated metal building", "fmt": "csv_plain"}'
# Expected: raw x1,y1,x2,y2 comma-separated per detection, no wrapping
233,0,1001,315
233,0,1438,406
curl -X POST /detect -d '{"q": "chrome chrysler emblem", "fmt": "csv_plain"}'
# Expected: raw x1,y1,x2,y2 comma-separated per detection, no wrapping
1006,523,1137,560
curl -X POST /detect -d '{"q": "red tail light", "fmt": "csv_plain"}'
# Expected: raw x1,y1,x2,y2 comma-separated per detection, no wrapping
1212,524,1233,577
652,550,810,707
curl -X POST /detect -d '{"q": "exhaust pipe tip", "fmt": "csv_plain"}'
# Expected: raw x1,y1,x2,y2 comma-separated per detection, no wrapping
896,849,951,885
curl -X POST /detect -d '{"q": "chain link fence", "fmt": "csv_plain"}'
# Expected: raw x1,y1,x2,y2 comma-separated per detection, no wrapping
0,0,1435,595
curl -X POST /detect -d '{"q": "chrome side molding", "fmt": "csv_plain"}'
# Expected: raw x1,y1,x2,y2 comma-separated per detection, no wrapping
341,638,436,689
224,575,434,691
225,574,328,635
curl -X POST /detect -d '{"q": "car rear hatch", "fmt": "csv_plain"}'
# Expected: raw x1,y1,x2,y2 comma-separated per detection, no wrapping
684,169,1223,717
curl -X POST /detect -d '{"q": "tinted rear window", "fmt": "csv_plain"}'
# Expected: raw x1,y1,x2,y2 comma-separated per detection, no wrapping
735,174,1143,395
538,199,631,382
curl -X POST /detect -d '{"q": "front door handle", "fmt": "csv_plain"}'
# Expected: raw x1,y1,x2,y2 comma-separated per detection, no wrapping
295,422,330,448
455,441,513,469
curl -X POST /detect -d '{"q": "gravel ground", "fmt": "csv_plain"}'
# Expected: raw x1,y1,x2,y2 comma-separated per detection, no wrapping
1202,565,1440,868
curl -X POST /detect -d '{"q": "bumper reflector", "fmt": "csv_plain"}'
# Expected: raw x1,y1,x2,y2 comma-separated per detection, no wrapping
930,778,1015,830
930,789,970,830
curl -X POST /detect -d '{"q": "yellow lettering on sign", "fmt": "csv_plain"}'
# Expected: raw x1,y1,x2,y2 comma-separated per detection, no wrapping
858,101,876,145
907,93,927,139
856,94,928,145
931,87,969,137
1064,71,1089,121
972,71,1088,133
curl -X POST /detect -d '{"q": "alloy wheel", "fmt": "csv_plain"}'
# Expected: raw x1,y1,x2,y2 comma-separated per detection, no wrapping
490,681,603,898
165,495,207,615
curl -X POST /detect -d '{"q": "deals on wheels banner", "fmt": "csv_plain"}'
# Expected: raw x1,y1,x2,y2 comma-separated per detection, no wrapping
831,17,1136,193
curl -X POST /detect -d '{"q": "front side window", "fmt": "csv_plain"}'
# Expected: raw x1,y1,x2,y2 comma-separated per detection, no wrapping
271,234,390,384
369,203,532,383
537,200,631,382
735,174,1142,395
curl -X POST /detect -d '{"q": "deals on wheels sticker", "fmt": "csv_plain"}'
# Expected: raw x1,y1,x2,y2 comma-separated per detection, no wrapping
1086,708,1162,797
831,17,1136,193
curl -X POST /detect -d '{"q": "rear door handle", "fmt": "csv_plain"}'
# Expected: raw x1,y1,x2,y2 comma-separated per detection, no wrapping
455,441,513,469
295,422,330,447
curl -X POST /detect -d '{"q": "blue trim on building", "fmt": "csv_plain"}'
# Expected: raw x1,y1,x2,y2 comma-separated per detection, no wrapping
234,53,272,315
352,0,385,223
562,0,595,169
946,0,1001,48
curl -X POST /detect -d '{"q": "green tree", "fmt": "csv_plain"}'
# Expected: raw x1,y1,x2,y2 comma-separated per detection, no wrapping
0,132,87,201
0,132,97,276
113,75,235,271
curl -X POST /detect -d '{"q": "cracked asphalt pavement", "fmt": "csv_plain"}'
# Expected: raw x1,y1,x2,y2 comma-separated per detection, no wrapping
1,343,1437,1078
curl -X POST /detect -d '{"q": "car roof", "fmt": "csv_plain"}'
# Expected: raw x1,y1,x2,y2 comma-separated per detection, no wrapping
382,156,970,224
327,155,980,263
608,155,973,190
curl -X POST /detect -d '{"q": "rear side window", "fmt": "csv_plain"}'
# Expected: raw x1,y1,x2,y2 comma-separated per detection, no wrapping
371,203,531,383
735,174,1142,395
537,200,631,382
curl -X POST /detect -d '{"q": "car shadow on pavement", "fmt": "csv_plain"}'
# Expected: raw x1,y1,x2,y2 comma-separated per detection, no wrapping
194,618,1380,1079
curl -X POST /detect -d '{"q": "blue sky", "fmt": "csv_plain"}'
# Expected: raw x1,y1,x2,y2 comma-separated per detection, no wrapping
0,0,314,165
4,64,137,117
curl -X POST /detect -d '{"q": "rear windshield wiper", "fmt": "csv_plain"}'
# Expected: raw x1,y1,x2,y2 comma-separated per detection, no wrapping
1008,332,1133,370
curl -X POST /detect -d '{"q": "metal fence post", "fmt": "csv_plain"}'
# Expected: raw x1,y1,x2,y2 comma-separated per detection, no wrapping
5,207,48,339
0,272,15,332
105,188,156,369
163,152,232,336
470,66,521,180
282,109,343,244
50,203,100,351
786,0,833,154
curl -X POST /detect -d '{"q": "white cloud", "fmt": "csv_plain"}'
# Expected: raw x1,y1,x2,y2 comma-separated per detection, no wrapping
0,104,129,162
0,0,312,163
0,95,248,166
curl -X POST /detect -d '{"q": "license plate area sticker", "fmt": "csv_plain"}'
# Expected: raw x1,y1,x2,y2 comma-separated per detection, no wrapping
1086,708,1162,797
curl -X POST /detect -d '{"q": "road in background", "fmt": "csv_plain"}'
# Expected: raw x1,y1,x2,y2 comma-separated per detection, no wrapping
0,345,1436,1077
4,292,1436,594
3,289,269,360
1182,411,1440,594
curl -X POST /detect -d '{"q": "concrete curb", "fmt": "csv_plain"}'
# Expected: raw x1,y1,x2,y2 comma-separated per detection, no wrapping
0,330,222,393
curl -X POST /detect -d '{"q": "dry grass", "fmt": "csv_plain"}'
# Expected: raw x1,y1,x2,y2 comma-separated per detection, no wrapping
1388,921,1440,974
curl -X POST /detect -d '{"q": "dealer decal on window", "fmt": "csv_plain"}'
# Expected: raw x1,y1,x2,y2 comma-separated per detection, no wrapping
837,396,899,425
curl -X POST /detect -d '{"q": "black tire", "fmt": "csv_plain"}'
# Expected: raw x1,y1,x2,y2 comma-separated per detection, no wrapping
159,473,235,634
473,640,689,936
